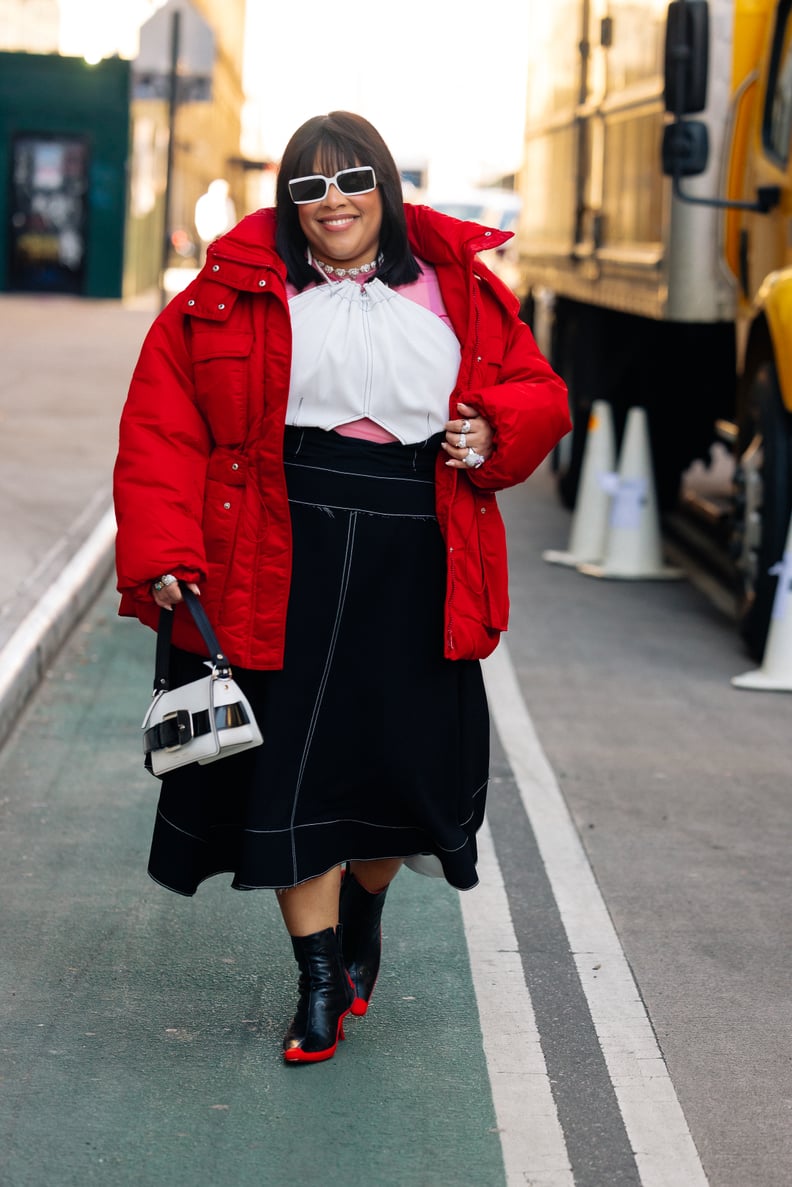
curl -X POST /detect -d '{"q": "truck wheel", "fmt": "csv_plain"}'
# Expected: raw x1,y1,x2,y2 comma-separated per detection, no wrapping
734,360,792,661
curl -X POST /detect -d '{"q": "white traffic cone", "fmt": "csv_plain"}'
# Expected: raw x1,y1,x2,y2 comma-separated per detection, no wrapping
578,405,683,580
543,400,617,567
732,514,792,690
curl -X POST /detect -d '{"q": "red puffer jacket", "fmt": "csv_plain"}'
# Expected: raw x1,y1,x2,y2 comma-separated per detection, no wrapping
113,203,570,665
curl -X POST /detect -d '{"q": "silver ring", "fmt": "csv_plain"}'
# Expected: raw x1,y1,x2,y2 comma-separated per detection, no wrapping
463,448,485,469
154,573,177,591
458,432,467,448
460,419,471,433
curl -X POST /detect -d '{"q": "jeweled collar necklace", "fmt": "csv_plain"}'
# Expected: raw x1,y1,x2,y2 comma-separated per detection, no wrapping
308,248,384,280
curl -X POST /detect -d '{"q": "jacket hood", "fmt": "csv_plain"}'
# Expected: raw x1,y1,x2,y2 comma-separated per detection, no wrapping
203,202,511,274
404,203,512,264
205,207,282,270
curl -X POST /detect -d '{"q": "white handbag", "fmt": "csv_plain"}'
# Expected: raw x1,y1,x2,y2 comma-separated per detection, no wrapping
141,585,263,778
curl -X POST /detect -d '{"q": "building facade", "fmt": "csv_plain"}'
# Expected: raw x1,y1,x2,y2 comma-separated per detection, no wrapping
0,0,249,298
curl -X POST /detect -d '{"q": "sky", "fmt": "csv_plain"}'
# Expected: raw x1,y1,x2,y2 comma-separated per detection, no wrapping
59,0,162,61
241,0,535,192
58,0,535,192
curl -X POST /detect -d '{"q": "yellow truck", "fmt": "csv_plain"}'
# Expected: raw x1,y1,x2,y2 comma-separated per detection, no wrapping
515,0,792,658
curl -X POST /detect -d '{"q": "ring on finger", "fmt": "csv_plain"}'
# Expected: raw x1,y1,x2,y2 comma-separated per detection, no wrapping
460,419,471,433
153,573,177,592
463,447,485,469
458,432,467,448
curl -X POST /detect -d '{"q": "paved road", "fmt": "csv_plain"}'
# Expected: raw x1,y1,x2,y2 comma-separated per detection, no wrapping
1,293,790,1186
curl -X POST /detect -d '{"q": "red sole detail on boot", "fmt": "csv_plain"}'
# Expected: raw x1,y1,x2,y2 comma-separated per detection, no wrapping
283,1011,350,1064
348,970,377,1017
283,1044,337,1063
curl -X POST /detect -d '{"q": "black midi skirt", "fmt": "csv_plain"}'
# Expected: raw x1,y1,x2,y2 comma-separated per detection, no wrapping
147,427,490,894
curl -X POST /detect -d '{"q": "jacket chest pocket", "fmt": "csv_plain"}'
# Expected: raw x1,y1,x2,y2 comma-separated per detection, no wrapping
191,330,254,444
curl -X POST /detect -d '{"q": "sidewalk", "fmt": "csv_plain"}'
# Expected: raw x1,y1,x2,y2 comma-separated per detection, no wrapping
0,293,156,745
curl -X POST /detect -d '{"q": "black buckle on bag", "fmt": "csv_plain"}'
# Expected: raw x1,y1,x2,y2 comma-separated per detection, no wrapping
162,709,194,750
143,701,250,759
143,709,193,754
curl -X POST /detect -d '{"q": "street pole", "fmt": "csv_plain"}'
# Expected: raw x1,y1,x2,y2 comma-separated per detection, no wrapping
159,9,181,310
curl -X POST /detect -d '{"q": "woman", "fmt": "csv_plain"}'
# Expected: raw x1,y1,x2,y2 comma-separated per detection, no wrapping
113,112,570,1065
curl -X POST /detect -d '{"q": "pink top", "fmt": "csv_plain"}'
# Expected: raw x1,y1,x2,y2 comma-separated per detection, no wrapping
286,257,456,442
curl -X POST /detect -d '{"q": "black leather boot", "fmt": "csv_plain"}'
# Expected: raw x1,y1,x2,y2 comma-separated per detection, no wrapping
283,926,354,1064
339,869,389,1016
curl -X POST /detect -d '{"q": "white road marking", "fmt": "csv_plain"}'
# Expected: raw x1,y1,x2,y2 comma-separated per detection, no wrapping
460,817,574,1187
479,641,709,1187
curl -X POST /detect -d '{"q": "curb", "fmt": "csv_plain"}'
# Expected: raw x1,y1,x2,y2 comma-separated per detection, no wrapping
0,507,116,751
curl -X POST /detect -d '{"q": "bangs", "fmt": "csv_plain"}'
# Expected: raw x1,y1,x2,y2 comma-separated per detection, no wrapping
299,133,362,179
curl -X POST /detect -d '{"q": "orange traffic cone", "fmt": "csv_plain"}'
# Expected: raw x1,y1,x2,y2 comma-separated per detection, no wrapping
543,400,616,567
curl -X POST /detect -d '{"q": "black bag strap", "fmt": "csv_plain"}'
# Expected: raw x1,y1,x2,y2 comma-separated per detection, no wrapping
152,582,231,693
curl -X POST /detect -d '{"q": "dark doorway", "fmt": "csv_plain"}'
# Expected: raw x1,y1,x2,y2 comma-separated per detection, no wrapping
8,135,89,293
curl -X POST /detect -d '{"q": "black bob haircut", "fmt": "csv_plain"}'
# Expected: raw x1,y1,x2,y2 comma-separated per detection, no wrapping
275,111,422,291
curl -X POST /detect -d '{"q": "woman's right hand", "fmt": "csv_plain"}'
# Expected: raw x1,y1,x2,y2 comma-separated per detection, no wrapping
151,576,201,611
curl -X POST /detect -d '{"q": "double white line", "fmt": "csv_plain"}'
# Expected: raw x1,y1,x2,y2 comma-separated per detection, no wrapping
460,642,709,1187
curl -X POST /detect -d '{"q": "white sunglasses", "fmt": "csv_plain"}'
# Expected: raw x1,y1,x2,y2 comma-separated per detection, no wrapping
288,166,377,205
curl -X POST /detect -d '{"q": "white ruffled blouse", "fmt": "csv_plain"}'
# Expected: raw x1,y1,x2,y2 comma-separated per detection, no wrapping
286,271,462,445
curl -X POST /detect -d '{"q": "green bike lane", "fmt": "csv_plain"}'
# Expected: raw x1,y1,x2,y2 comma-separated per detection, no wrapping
0,580,507,1187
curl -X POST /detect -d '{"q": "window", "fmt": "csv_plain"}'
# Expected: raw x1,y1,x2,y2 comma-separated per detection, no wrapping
764,0,792,165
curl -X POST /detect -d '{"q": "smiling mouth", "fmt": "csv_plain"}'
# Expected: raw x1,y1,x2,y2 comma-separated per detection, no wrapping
320,216,357,227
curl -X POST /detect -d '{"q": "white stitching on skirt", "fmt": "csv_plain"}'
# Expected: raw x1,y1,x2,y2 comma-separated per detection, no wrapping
289,498,435,519
285,460,434,485
288,511,357,881
156,807,208,844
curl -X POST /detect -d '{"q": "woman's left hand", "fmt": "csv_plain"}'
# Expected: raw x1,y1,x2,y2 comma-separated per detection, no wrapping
441,402,493,470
